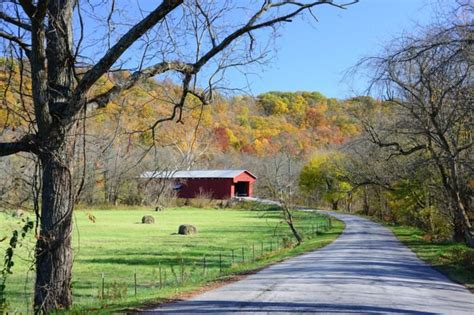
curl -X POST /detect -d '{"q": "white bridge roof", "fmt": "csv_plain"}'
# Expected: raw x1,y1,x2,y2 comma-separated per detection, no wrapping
141,169,256,179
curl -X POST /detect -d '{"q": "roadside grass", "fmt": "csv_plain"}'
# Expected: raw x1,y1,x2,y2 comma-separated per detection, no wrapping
0,206,343,313
386,225,474,291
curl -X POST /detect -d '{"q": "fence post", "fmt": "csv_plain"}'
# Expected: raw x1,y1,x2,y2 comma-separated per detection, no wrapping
270,240,272,252
203,256,207,276
252,244,255,261
231,249,235,265
219,253,223,273
261,242,264,256
241,247,245,263
134,269,137,297
159,263,163,289
164,268,167,287
181,258,184,285
101,272,105,299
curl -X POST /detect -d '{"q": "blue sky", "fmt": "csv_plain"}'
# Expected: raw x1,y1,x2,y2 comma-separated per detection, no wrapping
229,0,437,98
74,0,445,99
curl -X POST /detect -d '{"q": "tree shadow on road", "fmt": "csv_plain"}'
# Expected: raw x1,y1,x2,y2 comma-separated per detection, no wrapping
145,300,437,314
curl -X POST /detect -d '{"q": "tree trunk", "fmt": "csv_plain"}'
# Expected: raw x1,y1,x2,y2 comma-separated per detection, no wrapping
363,185,370,215
435,156,473,246
33,1,76,310
451,192,473,245
287,219,303,245
281,204,302,245
34,147,74,313
346,192,353,213
103,170,108,204
332,200,339,211
453,213,465,243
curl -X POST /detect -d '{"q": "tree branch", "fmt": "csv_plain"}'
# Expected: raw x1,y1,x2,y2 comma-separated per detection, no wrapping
0,31,31,58
18,0,36,18
0,11,32,31
364,123,427,157
70,0,183,119
29,0,51,134
90,0,359,111
0,136,37,157
194,1,358,71
88,61,194,108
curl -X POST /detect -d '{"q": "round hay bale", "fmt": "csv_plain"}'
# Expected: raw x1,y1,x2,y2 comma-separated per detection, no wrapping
142,215,155,224
155,205,165,212
178,224,197,235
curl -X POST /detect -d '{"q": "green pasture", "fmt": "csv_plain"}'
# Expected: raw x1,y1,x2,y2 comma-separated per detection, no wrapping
0,206,343,313
389,225,474,291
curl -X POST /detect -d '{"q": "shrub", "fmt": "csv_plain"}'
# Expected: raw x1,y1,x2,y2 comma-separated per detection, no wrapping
461,250,474,271
281,236,294,248
444,247,474,271
189,189,216,208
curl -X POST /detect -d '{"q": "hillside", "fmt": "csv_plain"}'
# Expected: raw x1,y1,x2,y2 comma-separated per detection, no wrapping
1,60,371,205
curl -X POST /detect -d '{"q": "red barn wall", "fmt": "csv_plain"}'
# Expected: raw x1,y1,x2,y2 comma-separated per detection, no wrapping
178,178,234,199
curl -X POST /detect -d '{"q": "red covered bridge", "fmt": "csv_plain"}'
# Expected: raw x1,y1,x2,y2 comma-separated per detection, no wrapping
141,170,257,199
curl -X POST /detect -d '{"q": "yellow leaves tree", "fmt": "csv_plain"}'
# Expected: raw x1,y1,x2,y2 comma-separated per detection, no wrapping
299,151,352,210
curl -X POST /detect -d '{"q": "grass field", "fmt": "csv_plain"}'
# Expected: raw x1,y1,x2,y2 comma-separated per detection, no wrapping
0,206,343,313
388,225,474,291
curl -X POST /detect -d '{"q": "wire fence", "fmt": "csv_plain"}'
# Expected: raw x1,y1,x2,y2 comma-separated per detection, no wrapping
91,218,332,303
7,215,333,313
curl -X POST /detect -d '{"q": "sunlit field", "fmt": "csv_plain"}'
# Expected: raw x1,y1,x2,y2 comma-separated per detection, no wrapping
0,206,343,313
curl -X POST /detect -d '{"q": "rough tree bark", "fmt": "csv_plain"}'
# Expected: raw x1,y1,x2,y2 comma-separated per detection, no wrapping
35,143,75,310
33,1,76,309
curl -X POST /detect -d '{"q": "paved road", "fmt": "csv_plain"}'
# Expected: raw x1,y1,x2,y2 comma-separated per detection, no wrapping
145,212,474,314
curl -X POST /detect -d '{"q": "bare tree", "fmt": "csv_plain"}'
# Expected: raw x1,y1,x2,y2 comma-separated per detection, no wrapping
358,4,473,244
0,0,358,311
257,151,305,244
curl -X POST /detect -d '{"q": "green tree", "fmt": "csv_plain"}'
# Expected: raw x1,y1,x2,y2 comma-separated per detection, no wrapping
300,152,352,210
